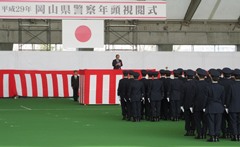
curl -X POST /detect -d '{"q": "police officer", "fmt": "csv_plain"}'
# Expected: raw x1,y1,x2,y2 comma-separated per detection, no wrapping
205,69,225,142
117,70,129,120
169,69,184,121
145,71,153,121
181,69,196,136
162,70,171,120
128,72,145,122
226,69,240,141
140,70,148,120
126,71,134,121
219,67,235,138
194,68,209,139
148,71,164,121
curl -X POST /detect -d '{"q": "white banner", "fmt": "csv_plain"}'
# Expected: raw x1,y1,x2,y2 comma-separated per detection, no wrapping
62,20,104,48
0,0,166,20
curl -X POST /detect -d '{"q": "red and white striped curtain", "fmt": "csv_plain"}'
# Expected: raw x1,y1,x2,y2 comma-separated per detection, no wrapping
0,70,74,98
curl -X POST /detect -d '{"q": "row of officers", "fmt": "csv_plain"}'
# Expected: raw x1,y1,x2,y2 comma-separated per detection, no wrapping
117,68,240,142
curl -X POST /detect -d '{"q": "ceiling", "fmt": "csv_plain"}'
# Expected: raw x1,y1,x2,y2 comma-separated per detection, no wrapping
166,0,240,21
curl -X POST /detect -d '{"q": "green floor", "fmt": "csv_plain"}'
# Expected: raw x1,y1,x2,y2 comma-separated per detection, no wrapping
0,98,239,147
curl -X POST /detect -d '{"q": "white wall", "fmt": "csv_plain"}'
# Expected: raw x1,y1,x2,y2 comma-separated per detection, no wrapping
0,51,239,70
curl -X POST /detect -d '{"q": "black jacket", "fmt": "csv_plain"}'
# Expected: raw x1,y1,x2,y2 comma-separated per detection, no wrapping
71,75,79,89
169,78,184,101
227,81,240,112
182,79,196,109
128,80,145,102
148,79,164,101
205,82,225,114
193,80,209,111
112,59,123,69
219,78,235,104
117,78,129,99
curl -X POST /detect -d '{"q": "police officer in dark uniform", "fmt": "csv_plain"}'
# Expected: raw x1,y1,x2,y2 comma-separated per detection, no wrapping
169,69,184,121
126,70,134,121
194,68,209,139
128,72,145,122
145,71,153,121
205,69,225,142
219,67,235,138
159,69,166,119
162,70,171,120
181,69,196,136
117,70,129,120
226,69,240,141
140,70,148,120
148,71,164,121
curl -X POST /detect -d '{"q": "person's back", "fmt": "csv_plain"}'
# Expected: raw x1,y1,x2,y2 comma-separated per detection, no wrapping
148,79,164,101
129,80,144,102
204,69,225,142
194,80,209,111
206,83,225,114
227,80,240,112
182,79,196,109
118,78,128,99
170,78,183,101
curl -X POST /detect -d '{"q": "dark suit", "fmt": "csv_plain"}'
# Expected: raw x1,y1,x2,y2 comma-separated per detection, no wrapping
148,79,164,120
71,75,79,101
128,79,145,120
117,77,129,118
182,79,196,133
227,80,240,136
140,77,150,119
112,59,123,69
125,78,134,120
205,82,225,136
169,78,184,120
162,77,171,120
194,80,209,137
219,78,235,137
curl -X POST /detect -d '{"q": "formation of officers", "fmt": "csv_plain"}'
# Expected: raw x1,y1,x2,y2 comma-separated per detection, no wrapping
117,68,240,142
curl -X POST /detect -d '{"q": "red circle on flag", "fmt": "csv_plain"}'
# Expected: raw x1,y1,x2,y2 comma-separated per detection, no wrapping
75,25,92,42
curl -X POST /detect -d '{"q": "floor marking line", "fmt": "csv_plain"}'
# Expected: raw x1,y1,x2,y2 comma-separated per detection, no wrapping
20,105,32,110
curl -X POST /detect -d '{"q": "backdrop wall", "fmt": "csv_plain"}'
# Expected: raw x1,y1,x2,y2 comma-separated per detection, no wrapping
0,51,239,70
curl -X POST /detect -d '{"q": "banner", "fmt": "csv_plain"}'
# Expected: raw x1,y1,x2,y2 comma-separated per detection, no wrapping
0,0,166,20
62,20,104,48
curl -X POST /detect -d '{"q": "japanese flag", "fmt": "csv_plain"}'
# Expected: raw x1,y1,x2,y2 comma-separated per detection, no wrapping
62,20,104,49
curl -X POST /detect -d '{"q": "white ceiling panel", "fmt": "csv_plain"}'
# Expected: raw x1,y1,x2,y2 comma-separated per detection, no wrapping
166,0,191,20
212,0,240,20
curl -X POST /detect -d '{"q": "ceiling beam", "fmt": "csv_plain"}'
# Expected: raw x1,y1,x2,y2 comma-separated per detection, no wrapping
183,0,202,24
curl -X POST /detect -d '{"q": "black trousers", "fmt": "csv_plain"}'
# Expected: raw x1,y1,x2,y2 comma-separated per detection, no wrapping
151,100,161,117
184,109,195,131
72,87,79,101
126,100,132,118
161,98,170,119
207,113,222,136
131,101,141,118
141,99,145,118
145,99,151,118
170,100,180,119
221,111,230,135
229,112,240,135
120,98,127,117
194,111,207,135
